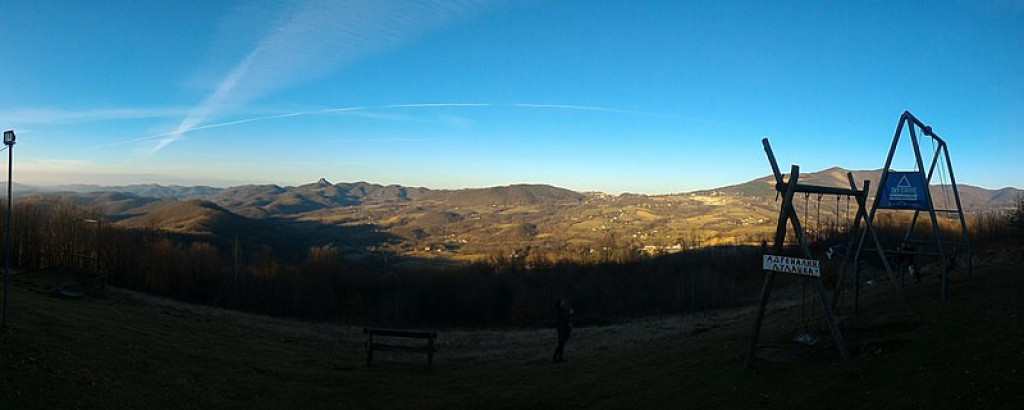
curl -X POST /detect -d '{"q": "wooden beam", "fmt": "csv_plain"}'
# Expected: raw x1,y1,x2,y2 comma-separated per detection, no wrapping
762,138,785,186
747,165,800,368
778,182,868,196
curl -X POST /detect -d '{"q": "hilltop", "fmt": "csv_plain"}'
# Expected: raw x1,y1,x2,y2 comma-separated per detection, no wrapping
19,168,1022,211
426,184,584,206
704,167,1020,210
117,199,255,235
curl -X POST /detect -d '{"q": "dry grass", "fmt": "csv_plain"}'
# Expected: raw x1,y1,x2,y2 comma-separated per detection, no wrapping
1,249,1022,409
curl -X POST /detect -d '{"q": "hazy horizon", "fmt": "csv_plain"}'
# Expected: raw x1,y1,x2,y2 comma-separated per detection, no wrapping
11,163,1023,196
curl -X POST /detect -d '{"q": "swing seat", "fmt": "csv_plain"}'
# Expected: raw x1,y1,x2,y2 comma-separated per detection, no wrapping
791,330,821,346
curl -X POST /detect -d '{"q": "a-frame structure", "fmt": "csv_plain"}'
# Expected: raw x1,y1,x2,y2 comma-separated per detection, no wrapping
853,111,972,303
747,138,896,367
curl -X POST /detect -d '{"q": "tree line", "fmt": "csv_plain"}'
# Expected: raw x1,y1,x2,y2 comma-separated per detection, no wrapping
3,195,1021,328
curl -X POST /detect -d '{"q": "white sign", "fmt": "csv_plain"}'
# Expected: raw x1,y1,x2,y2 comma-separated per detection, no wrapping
889,175,919,201
762,255,820,277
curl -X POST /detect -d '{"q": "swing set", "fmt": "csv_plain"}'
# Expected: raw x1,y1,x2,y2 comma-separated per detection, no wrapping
852,111,972,304
746,138,895,367
747,111,971,367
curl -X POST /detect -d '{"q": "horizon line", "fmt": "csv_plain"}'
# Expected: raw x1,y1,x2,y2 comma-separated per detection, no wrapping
11,165,1019,196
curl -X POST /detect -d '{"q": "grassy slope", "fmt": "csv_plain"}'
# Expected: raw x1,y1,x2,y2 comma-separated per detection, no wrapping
1,253,1023,409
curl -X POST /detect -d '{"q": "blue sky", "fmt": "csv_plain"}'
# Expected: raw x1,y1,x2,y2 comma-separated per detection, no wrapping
1,0,1021,193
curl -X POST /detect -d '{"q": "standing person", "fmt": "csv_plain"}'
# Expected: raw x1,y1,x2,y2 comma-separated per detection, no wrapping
553,298,573,363
895,242,919,282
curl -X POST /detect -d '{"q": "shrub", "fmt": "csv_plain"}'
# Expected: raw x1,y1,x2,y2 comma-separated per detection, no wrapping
1010,194,1024,238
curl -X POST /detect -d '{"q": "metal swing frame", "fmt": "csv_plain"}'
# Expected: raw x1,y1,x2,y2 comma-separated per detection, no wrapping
852,111,972,304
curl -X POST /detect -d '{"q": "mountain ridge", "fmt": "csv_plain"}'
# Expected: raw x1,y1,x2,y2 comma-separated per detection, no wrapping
15,167,1020,262
15,167,1022,204
15,167,1021,216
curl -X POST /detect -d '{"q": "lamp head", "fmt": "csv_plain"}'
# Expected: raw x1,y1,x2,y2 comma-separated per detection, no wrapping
2,130,14,146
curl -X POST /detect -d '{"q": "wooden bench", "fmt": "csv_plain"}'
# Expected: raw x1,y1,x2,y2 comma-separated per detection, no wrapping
363,328,437,367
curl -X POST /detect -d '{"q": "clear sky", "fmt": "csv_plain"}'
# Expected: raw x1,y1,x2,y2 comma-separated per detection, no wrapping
1,0,1021,193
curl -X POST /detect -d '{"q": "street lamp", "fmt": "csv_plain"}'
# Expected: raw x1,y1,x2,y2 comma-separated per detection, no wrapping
2,129,14,329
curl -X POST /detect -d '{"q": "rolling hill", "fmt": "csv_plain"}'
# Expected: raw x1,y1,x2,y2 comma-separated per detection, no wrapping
426,184,585,206
117,199,259,235
205,179,432,217
15,169,1021,261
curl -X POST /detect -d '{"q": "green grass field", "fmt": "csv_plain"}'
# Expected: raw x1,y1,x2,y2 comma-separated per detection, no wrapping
1,250,1022,409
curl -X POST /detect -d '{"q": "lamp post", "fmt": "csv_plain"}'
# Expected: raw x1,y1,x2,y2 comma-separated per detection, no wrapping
2,129,14,329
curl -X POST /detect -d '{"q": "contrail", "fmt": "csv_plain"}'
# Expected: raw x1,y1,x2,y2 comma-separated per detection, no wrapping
153,0,496,154
511,103,638,114
149,53,257,154
102,102,697,150
381,103,490,109
512,103,749,126
103,104,466,148
99,101,749,151
104,112,308,148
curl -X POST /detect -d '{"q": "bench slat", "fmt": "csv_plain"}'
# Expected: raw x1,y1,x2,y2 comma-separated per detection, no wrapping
371,343,436,353
363,327,438,367
364,328,437,339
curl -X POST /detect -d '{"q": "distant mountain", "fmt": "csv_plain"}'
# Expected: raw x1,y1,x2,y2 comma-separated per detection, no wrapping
706,167,1022,209
290,179,431,205
25,179,433,218
8,181,48,193
208,184,291,216
704,167,882,197
117,199,265,238
48,184,223,199
207,179,433,217
333,181,432,202
20,172,1020,223
427,184,585,206
19,173,1021,262
953,185,1024,210
69,191,164,216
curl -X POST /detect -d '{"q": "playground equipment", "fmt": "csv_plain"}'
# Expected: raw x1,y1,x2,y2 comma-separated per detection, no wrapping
746,138,897,367
747,111,971,368
852,111,972,304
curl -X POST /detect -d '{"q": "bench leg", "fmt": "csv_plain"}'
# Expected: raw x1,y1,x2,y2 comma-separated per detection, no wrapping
428,338,435,367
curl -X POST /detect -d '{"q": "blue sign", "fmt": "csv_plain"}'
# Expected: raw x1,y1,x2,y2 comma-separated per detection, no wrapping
879,171,929,210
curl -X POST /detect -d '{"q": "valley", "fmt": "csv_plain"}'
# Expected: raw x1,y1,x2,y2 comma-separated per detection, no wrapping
20,167,1020,264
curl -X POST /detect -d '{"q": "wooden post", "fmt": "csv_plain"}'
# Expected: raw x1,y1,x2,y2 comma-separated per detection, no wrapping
428,336,435,367
366,331,374,365
747,165,799,368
